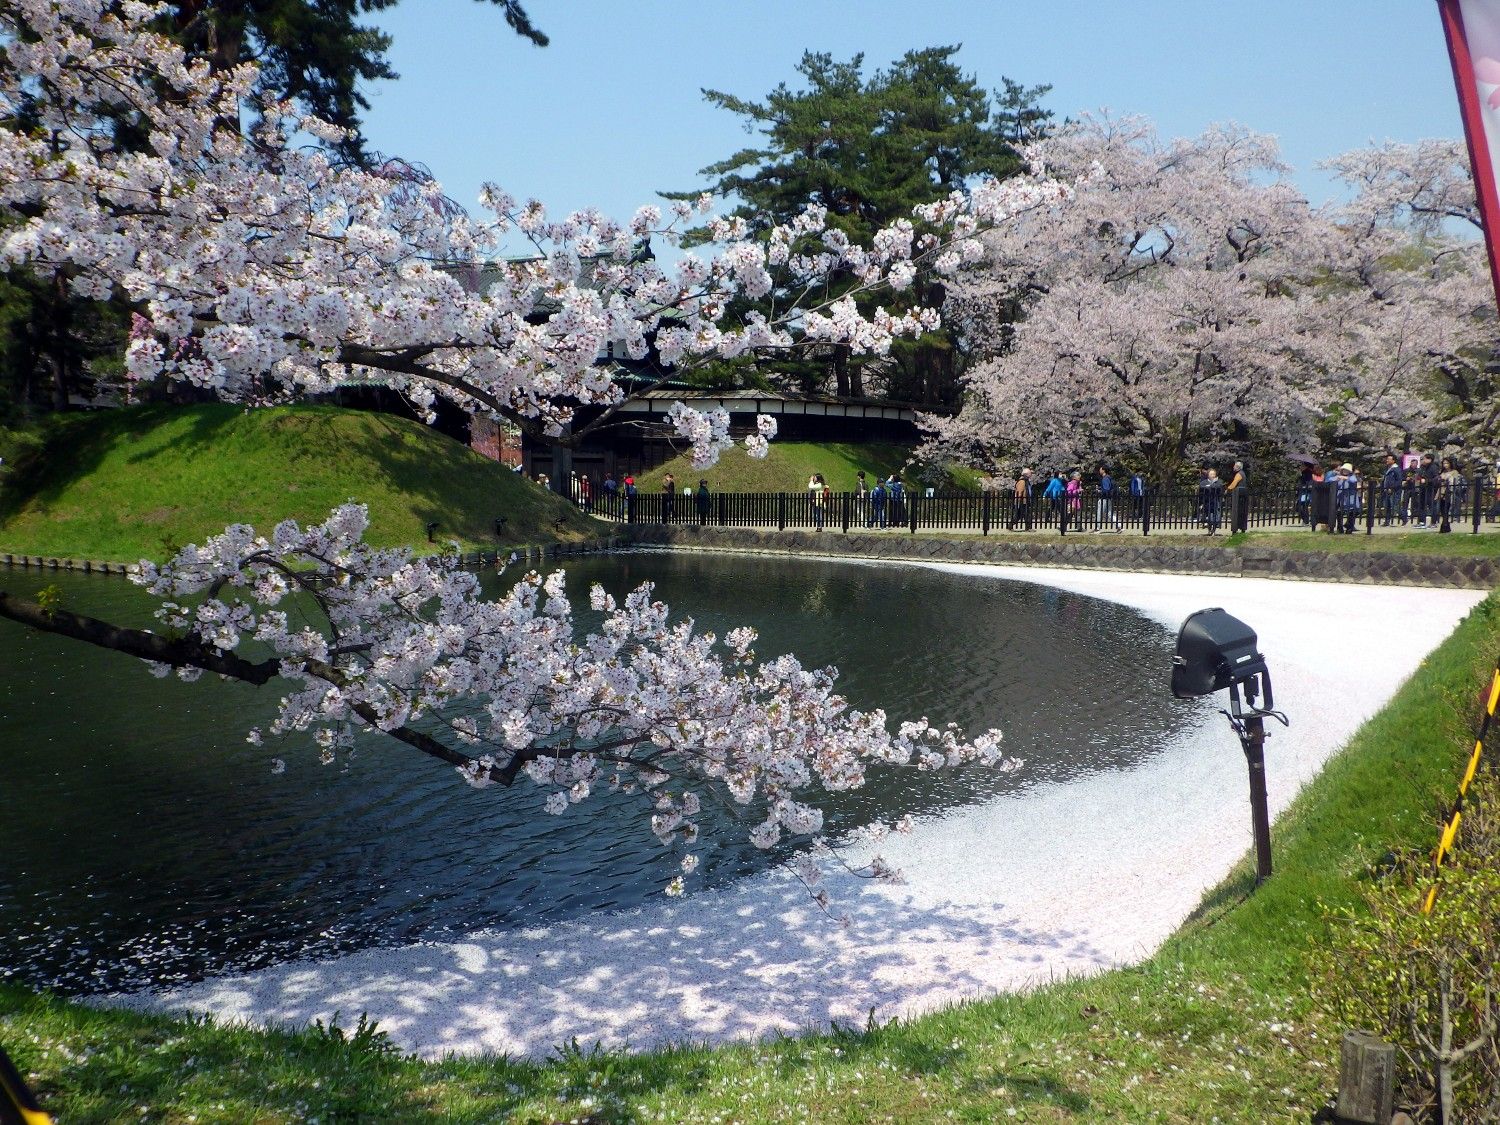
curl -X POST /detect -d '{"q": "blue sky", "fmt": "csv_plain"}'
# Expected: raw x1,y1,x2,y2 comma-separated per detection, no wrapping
361,1,1461,244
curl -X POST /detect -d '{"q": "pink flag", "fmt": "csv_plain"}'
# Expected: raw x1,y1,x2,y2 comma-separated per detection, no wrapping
1440,0,1500,307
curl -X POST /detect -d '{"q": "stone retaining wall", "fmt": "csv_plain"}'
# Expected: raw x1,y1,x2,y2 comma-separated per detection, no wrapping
9,530,1493,590
0,538,625,577
0,554,139,576
623,525,1500,590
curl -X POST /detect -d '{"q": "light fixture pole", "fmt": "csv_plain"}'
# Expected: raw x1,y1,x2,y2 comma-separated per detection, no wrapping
1171,608,1289,888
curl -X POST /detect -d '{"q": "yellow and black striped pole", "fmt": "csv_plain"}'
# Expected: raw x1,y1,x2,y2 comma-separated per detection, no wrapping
1422,659,1500,914
0,1043,53,1125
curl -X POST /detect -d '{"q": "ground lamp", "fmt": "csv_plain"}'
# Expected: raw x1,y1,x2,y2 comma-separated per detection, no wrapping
1171,608,1289,886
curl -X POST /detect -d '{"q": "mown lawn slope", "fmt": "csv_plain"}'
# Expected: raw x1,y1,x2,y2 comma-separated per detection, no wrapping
0,404,599,561
635,440,981,493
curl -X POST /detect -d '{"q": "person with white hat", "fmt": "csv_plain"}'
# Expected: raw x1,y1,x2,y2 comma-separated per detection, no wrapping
1334,463,1361,534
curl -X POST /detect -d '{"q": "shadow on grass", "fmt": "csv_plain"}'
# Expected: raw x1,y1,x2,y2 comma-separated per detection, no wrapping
0,404,601,557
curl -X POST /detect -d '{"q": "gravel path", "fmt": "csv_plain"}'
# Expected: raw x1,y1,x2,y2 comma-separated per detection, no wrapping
125,565,1485,1059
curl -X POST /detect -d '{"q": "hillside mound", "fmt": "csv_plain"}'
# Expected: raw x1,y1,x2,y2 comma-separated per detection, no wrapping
0,404,598,561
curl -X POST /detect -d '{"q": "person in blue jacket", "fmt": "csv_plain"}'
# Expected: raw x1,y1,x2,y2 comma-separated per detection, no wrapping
1042,471,1065,526
868,479,888,528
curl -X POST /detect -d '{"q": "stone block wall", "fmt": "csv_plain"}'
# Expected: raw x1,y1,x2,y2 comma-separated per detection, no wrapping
622,525,1500,590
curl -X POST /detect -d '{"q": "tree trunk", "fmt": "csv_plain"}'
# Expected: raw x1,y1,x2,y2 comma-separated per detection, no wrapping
833,350,851,398
49,269,70,412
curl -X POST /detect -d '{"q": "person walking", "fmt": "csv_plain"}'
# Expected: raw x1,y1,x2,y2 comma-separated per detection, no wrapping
602,471,618,516
1226,460,1249,533
1296,465,1315,526
1417,453,1440,528
869,478,888,528
887,474,906,525
1065,470,1083,530
1379,453,1402,526
1333,463,1361,534
1007,468,1033,531
1401,463,1418,525
623,475,637,522
809,472,828,531
661,472,676,523
1438,457,1462,533
695,479,711,525
1095,464,1123,532
1043,471,1065,526
1128,470,1146,523
1202,468,1225,534
577,474,592,514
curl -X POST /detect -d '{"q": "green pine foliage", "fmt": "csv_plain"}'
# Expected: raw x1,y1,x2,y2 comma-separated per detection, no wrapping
666,48,1051,407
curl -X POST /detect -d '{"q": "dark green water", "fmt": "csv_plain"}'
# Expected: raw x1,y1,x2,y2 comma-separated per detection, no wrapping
0,552,1193,994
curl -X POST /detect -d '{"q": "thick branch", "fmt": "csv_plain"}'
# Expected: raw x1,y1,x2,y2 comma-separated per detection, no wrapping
0,590,279,684
0,589,502,781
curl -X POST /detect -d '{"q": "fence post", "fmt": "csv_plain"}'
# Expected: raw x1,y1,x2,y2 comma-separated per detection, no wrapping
1474,472,1484,534
842,491,851,534
777,492,786,531
909,490,918,535
981,490,991,536
1365,479,1375,535
1142,487,1151,536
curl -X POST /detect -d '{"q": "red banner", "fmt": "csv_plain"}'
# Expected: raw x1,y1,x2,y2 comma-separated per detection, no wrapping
1440,0,1500,308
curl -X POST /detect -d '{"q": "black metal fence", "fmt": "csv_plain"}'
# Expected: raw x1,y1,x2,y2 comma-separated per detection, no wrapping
572,476,1500,536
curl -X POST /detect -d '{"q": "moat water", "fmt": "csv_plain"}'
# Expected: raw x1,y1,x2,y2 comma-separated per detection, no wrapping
0,552,1194,994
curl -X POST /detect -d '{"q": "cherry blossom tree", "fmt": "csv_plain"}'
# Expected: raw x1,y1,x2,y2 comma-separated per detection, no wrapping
925,117,1498,478
0,0,1045,894
1312,140,1497,450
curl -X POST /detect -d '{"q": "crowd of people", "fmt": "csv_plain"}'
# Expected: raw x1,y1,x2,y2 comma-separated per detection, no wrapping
1294,453,1490,533
1002,464,1159,533
537,452,1499,535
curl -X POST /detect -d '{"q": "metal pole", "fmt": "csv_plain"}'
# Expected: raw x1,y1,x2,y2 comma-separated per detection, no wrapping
1142,487,1151,536
1473,472,1483,534
777,492,786,532
981,490,991,536
842,491,851,534
1365,479,1375,535
1242,716,1273,886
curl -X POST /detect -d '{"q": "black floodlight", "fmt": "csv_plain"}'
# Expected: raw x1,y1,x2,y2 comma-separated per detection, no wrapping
1171,608,1269,700
1170,607,1287,887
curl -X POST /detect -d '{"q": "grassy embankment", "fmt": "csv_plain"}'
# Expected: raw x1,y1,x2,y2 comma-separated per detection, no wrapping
635,441,983,494
0,404,599,562
3,592,1496,1121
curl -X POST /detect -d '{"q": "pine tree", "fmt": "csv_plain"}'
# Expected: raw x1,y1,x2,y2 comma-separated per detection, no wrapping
668,47,1050,405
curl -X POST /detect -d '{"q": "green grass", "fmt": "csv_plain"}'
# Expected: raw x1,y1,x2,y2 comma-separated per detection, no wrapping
635,441,944,494
1230,529,1500,556
0,404,602,561
4,596,1496,1121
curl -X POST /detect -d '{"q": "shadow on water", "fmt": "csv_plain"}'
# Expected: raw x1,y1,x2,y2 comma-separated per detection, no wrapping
0,553,1195,995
